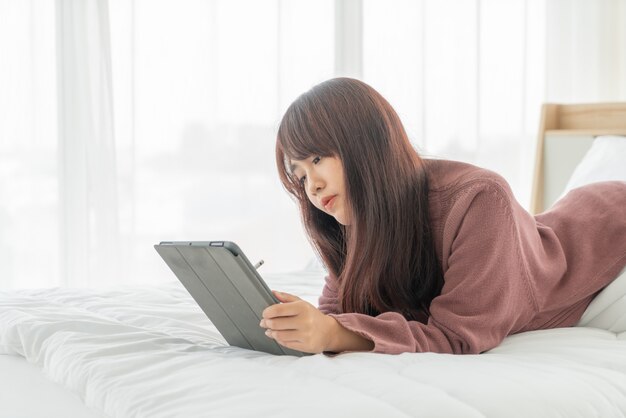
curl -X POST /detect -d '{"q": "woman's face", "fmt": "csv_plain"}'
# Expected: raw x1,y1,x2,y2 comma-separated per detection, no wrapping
289,155,351,225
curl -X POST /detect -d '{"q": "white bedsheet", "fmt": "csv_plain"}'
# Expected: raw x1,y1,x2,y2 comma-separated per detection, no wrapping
0,354,104,418
1,270,626,418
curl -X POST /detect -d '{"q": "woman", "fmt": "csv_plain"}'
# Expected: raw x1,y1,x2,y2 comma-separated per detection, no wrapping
259,77,626,355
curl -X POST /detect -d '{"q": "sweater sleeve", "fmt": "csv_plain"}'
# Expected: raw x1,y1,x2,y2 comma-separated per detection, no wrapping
322,182,537,355
318,274,341,315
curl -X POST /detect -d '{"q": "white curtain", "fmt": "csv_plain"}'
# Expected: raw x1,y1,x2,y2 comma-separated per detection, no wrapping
57,0,120,287
1,0,625,289
106,0,335,289
0,0,58,289
546,0,626,102
362,0,547,209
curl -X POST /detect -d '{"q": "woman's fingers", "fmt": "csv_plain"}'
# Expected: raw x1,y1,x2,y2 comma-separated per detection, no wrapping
262,299,308,319
265,329,301,344
267,329,326,354
271,290,300,303
260,316,298,331
259,295,330,354
260,303,332,354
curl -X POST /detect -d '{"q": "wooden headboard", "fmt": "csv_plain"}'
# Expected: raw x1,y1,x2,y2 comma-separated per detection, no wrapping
530,103,626,214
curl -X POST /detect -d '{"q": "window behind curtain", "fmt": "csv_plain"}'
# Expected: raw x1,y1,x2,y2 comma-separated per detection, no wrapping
363,0,546,209
108,0,335,284
0,1,58,289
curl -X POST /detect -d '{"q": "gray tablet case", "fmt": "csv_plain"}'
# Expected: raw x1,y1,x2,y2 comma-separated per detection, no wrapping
154,241,308,357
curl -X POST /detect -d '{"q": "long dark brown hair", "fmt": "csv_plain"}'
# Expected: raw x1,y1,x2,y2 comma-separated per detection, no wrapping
275,77,443,321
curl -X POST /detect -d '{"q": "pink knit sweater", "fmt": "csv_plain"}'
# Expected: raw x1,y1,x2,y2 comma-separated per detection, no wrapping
319,159,626,355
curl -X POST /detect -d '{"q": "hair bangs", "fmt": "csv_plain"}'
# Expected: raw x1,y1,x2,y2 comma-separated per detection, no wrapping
277,101,336,164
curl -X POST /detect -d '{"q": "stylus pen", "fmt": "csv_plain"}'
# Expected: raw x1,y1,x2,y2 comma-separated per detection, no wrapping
254,260,264,269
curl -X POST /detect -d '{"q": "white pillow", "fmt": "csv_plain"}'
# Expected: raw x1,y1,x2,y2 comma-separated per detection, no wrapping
576,265,626,333
560,135,626,199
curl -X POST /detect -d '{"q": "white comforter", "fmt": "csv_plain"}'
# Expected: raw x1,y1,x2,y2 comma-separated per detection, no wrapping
1,270,626,418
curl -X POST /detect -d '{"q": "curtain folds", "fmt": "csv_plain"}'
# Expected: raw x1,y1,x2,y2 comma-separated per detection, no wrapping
56,0,120,287
546,0,626,102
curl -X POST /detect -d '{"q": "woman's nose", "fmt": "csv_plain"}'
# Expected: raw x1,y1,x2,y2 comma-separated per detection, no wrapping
307,175,324,195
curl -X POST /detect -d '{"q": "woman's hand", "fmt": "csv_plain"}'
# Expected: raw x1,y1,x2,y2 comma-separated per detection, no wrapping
260,290,336,354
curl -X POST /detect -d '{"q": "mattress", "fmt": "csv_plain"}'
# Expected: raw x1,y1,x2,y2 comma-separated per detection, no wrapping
1,269,626,418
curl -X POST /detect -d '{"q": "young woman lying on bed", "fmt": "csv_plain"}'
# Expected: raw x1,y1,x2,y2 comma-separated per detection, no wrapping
259,77,626,355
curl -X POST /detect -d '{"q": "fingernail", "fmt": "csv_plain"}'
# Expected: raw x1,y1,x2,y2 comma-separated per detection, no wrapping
259,320,265,327
265,330,272,337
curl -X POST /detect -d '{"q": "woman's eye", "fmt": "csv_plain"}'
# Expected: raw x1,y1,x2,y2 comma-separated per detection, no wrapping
294,156,319,186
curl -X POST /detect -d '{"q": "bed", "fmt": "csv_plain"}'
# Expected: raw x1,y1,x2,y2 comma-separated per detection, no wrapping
1,103,626,418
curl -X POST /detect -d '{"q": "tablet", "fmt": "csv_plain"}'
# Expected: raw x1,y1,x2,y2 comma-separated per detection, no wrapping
154,241,308,357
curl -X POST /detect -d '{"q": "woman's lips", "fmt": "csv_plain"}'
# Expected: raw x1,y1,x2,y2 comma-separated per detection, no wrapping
324,195,337,211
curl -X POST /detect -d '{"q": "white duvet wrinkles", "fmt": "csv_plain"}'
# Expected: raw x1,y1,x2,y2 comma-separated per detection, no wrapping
0,271,626,418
